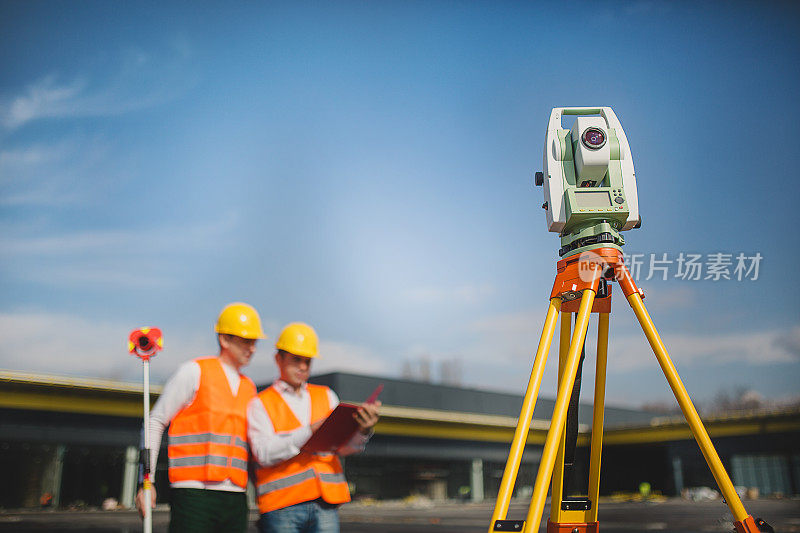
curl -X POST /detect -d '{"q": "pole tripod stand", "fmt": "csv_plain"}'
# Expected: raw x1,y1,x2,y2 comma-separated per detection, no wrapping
488,247,770,533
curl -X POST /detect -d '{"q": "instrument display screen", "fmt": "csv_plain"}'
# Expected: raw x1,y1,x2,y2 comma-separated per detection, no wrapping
574,190,613,208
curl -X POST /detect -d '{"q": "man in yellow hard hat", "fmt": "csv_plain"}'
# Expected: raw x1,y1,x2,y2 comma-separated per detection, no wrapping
136,302,265,533
248,322,380,533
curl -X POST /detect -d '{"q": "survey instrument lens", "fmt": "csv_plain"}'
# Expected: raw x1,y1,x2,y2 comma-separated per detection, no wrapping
581,127,606,150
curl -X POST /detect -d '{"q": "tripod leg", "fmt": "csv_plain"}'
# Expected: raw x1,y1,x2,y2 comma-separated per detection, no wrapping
548,311,573,524
548,311,606,532
587,312,609,523
626,291,756,529
524,288,596,533
489,297,561,531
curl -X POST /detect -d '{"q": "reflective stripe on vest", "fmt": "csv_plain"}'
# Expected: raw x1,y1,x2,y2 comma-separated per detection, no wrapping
258,468,316,496
169,455,248,471
169,433,249,451
167,357,256,488
319,472,347,484
171,455,229,468
255,384,351,513
257,468,348,497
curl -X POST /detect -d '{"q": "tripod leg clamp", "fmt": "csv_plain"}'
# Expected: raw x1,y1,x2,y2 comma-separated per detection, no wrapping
493,520,525,531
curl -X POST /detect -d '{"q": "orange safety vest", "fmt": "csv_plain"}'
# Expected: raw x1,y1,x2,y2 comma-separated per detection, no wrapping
255,384,351,513
167,357,256,488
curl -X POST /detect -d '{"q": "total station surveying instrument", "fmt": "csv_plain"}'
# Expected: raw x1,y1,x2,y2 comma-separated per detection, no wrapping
488,107,772,533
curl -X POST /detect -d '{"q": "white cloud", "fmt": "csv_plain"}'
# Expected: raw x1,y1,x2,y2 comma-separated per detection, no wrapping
446,308,799,386
0,213,240,288
0,40,195,130
638,285,696,311
314,340,390,376
0,310,397,392
1,213,238,257
1,76,86,129
461,293,796,366
2,307,795,408
13,265,171,289
0,135,113,206
0,143,69,170
774,325,800,359
203,335,390,387
0,229,137,255
402,283,495,305
0,312,210,383
467,309,546,361
0,42,198,209
607,327,798,371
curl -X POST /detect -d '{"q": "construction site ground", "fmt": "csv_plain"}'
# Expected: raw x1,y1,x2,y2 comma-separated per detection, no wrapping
1,497,798,532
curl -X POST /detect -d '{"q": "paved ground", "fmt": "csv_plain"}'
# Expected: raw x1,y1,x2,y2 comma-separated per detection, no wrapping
1,498,798,532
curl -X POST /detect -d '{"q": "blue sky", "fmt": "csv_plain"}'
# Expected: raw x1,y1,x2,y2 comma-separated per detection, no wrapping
1,1,799,409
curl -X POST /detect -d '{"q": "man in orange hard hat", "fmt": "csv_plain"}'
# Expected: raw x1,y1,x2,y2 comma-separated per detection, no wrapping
248,322,380,533
136,302,265,533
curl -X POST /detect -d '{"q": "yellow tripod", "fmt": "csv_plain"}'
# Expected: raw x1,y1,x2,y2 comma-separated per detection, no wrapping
488,248,769,533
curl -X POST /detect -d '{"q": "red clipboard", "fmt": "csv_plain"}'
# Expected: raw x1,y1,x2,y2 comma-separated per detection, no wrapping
300,384,383,454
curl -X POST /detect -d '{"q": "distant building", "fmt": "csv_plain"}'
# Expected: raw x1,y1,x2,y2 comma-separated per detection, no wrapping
306,372,658,501
1,369,798,510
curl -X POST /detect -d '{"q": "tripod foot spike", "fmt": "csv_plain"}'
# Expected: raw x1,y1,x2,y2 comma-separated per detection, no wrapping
546,521,598,533
734,516,774,533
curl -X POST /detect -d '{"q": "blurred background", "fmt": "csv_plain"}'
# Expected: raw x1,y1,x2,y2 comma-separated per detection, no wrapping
2,0,798,409
1,0,799,515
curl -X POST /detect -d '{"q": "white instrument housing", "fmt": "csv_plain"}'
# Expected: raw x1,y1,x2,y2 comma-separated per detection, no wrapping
542,107,640,233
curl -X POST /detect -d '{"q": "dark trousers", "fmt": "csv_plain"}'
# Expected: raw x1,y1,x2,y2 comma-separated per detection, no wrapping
169,488,248,533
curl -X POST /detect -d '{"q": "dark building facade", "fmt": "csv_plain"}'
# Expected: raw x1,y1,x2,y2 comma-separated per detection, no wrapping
306,372,660,502
1,369,798,510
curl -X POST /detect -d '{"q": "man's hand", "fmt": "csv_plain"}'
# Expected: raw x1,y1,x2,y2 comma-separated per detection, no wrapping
355,400,381,434
310,419,325,433
135,486,156,518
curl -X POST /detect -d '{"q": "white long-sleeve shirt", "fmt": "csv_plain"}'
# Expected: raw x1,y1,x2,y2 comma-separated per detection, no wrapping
248,379,370,467
147,358,246,492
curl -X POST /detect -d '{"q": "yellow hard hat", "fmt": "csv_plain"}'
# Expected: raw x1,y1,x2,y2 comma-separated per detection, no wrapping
215,302,266,339
275,322,319,358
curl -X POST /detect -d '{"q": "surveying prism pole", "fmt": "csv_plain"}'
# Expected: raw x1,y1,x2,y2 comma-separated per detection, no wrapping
142,357,152,533
129,328,163,533
488,106,771,533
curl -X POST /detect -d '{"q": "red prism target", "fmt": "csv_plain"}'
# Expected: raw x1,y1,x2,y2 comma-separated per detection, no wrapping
128,327,163,360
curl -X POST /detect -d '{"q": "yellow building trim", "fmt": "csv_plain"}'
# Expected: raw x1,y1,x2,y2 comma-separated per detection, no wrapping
0,390,145,418
0,369,163,395
603,418,800,445
375,418,548,444
2,369,798,446
378,405,553,430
